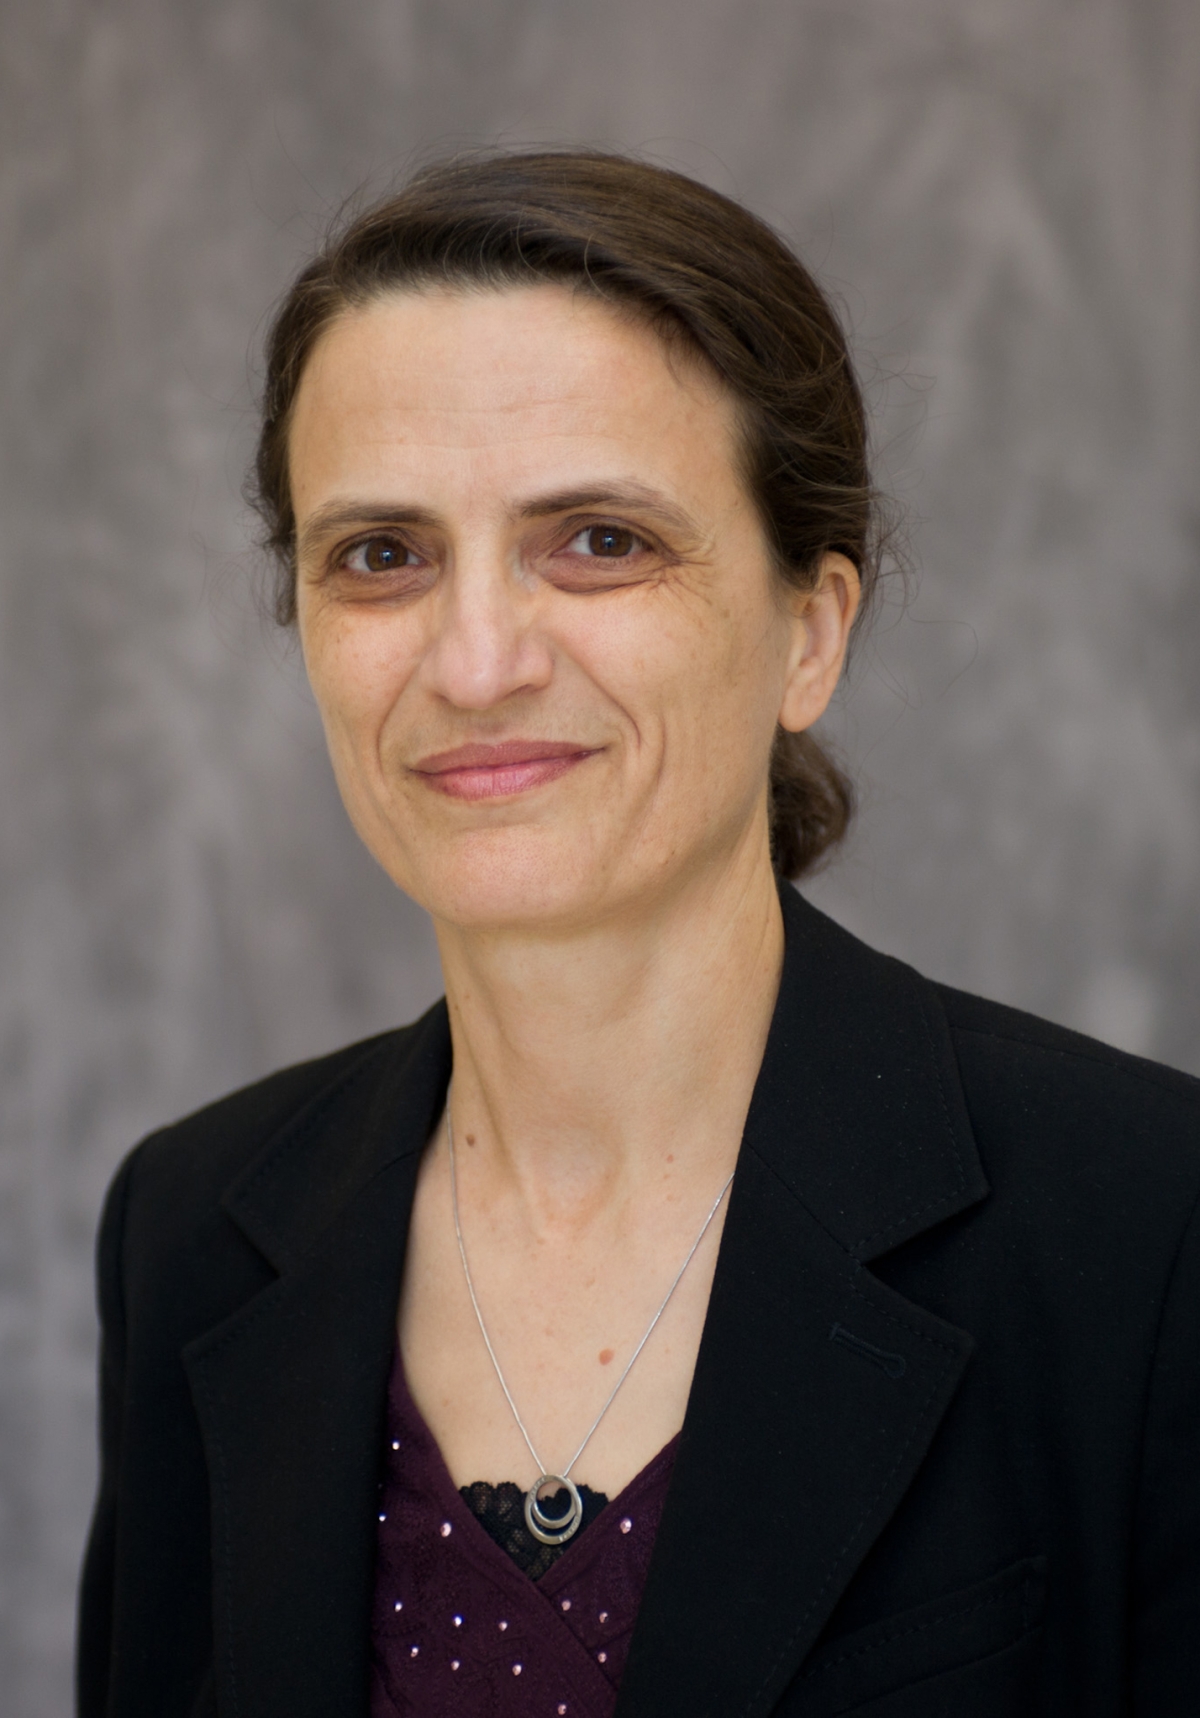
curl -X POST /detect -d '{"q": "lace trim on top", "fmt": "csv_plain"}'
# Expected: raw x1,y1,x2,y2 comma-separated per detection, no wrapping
459,1480,610,1581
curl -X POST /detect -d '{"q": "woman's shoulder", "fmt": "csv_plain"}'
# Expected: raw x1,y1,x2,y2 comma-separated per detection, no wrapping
108,1011,441,1243
936,977,1200,1108
932,978,1200,1200
92,1008,451,1353
787,886,1200,1195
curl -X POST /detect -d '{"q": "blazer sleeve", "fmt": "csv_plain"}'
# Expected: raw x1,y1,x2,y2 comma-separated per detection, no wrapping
76,1147,138,1718
1132,1184,1200,1713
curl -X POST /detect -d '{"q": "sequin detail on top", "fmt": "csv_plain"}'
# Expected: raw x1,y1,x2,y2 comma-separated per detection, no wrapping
370,1346,678,1718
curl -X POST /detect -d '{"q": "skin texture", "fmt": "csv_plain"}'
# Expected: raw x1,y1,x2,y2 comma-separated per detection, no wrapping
291,285,859,1495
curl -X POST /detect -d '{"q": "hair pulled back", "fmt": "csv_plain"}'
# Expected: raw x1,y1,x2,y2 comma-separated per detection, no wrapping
250,150,884,878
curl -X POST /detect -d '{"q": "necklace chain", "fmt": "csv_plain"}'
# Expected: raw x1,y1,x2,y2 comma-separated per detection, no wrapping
447,1099,734,1493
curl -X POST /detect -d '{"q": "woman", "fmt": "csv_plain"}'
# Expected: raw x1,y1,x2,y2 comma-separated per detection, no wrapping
78,152,1198,1717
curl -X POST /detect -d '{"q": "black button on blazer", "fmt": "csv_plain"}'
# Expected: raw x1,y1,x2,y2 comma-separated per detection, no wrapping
77,886,1200,1716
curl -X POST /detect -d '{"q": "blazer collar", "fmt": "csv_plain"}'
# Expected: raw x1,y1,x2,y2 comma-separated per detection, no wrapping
219,1000,452,1275
186,884,987,1718
752,882,986,1261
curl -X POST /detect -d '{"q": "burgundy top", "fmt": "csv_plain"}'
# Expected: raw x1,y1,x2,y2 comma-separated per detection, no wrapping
370,1346,678,1717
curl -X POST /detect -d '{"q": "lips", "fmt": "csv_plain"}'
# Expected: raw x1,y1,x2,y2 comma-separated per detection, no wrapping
412,740,599,801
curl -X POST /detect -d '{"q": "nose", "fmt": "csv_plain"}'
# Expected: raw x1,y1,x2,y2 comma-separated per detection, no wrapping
419,545,553,711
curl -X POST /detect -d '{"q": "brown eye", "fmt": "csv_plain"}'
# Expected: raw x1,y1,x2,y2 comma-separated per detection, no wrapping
345,536,413,575
577,525,639,557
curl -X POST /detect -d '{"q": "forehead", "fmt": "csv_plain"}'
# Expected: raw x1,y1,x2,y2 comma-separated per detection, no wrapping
287,284,744,512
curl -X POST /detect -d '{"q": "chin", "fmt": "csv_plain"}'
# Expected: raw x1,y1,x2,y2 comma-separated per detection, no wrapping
387,826,628,936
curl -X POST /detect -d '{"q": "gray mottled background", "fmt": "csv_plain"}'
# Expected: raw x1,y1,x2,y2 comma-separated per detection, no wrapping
2,0,1198,1708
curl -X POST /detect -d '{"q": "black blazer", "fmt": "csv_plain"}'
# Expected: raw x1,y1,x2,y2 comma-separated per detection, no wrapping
78,887,1200,1716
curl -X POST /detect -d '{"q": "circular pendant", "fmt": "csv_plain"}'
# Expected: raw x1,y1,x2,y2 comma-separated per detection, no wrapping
524,1473,584,1546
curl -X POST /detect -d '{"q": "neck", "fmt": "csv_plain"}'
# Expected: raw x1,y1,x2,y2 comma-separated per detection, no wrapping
431,838,786,1232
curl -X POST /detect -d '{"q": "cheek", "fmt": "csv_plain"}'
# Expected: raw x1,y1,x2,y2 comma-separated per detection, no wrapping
577,585,785,784
302,611,414,764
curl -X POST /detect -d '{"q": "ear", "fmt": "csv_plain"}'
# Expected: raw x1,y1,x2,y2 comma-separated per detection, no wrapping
777,552,861,733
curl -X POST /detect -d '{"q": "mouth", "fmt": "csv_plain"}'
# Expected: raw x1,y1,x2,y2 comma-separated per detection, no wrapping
411,739,600,802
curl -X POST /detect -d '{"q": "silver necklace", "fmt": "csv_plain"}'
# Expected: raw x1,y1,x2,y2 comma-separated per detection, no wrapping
447,1103,734,1547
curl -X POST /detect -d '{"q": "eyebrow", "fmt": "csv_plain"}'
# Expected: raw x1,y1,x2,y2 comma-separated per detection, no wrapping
297,503,439,560
513,483,698,536
296,483,701,557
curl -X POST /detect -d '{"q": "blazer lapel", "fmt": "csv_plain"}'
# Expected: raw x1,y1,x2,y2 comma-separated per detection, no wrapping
616,888,989,1718
183,1005,452,1718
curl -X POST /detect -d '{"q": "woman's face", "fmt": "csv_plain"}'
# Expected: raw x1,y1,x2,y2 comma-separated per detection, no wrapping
290,285,857,933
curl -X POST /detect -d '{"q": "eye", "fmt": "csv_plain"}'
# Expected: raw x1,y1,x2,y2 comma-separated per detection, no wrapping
567,524,644,559
341,535,420,575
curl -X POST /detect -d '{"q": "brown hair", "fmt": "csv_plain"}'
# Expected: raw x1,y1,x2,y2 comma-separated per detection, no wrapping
250,150,886,877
